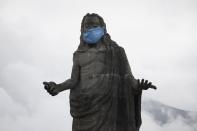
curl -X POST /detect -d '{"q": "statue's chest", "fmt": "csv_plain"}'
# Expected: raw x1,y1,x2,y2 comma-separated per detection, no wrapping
77,49,106,67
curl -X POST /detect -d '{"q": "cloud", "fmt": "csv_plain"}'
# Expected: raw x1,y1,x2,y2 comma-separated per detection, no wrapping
142,99,197,126
141,110,197,131
0,86,72,131
0,87,27,118
0,61,72,131
0,62,44,108
140,99,197,131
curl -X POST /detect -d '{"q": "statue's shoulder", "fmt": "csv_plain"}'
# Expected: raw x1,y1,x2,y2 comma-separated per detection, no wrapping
73,47,87,54
72,49,83,60
110,41,119,48
74,49,86,53
110,42,124,52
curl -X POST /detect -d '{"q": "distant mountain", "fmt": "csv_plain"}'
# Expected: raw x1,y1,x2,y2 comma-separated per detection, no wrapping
142,99,197,126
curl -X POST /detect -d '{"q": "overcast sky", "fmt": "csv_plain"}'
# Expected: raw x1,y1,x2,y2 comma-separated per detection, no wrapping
0,0,197,131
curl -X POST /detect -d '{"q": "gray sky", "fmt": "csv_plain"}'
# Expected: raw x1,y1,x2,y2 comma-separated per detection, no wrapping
0,0,197,131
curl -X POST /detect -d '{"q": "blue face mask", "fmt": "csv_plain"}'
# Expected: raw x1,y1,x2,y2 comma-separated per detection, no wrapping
82,26,105,44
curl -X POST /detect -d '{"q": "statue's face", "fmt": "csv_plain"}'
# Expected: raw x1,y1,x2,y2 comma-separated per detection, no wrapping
83,16,101,31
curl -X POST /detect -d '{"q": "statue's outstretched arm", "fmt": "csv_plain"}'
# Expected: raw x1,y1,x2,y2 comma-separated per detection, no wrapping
43,52,80,96
119,47,156,93
56,52,80,92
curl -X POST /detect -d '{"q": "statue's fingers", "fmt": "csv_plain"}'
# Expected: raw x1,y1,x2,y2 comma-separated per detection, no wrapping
47,89,54,95
43,81,49,86
43,82,52,92
48,91,53,95
49,81,56,85
147,82,152,87
141,79,144,84
145,80,148,85
44,85,49,90
44,83,50,90
137,79,140,84
150,85,157,90
49,87,55,93
51,92,57,96
137,79,142,89
50,90,58,96
46,87,53,94
46,89,51,94
48,86,53,92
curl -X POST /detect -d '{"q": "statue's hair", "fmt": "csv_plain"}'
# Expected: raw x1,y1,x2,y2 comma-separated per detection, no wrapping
77,13,116,50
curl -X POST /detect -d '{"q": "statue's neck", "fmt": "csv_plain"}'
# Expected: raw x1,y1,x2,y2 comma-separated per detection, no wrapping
86,41,104,49
77,40,106,52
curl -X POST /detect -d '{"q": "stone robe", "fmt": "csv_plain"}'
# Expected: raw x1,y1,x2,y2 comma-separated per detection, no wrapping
60,42,142,131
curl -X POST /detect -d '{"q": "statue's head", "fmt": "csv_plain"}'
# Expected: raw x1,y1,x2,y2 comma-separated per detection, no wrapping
80,13,107,34
77,13,114,50
80,13,108,44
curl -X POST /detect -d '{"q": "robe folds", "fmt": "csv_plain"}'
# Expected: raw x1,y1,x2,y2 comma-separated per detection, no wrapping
65,42,142,131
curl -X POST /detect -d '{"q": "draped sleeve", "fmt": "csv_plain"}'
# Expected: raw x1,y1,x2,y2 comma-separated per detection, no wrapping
118,46,142,131
119,47,141,94
57,52,80,92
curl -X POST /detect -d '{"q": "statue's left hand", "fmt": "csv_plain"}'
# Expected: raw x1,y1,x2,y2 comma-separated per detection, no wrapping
137,79,157,90
43,81,59,96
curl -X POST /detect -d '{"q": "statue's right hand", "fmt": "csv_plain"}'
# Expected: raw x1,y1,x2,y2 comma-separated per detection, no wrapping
43,81,59,96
